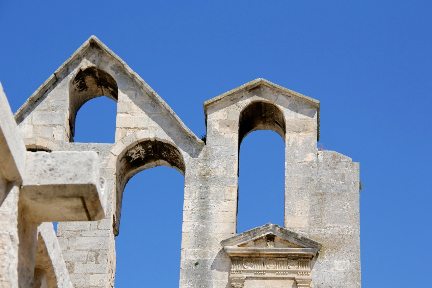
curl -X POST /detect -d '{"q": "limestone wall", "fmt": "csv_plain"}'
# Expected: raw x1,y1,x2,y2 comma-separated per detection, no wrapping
5,36,360,287
57,143,115,287
311,151,360,286
0,76,106,288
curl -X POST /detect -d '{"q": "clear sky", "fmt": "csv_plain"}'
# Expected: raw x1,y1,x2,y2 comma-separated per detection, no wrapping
1,1,431,287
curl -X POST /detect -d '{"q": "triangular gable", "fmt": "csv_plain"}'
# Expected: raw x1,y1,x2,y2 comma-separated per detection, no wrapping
14,36,203,146
221,223,321,251
203,78,321,140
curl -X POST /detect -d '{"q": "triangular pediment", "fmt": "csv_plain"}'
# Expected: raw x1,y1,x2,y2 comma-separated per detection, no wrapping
223,224,320,286
203,78,321,140
204,78,319,112
221,223,321,251
15,35,114,123
14,36,203,148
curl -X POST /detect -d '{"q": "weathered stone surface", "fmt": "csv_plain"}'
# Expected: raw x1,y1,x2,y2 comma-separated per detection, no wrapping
35,223,73,288
0,82,26,186
22,151,106,222
0,36,360,287
0,184,19,287
0,80,105,287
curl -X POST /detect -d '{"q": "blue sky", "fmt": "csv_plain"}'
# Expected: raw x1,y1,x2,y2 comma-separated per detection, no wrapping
1,1,431,286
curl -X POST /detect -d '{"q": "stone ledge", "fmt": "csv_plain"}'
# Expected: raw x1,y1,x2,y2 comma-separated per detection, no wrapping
22,151,106,221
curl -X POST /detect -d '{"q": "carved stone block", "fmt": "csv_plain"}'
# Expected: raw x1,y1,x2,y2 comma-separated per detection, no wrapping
222,223,321,288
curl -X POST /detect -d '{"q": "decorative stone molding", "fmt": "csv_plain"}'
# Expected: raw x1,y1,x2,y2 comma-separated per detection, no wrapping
221,223,321,288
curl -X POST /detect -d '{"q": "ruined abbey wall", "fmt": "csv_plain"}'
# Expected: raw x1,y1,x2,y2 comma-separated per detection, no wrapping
0,36,360,287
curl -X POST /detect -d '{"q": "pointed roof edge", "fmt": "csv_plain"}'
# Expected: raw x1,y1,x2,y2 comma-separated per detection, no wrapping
14,36,204,146
15,35,96,123
220,223,322,250
203,78,320,141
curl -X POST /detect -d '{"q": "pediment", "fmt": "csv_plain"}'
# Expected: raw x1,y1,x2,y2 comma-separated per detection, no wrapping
203,79,320,114
14,35,203,149
15,36,112,123
222,224,322,288
221,223,321,252
203,78,321,140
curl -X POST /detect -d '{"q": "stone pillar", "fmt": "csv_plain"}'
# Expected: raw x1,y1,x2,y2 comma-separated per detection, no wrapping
17,199,40,287
179,105,239,287
0,83,38,287
0,84,106,287
0,183,20,287
284,106,318,234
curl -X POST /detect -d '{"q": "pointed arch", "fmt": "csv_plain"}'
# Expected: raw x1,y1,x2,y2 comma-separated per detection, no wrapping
115,166,184,286
111,137,186,235
238,101,286,145
237,101,287,232
69,66,118,141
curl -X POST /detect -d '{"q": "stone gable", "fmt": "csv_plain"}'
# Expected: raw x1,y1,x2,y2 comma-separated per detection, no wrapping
0,36,360,287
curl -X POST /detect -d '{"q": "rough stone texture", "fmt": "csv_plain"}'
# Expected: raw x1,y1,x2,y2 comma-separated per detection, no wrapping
0,83,26,202
22,151,106,222
56,143,116,288
222,224,320,287
1,36,360,287
0,183,19,287
35,223,73,288
0,80,105,287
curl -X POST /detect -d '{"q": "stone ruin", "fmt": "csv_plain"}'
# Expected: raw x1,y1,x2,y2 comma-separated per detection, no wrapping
0,36,360,287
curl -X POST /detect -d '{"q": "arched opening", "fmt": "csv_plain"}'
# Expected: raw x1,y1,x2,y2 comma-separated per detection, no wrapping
114,139,185,286
69,67,118,142
115,167,184,287
116,139,186,199
238,101,286,145
237,101,286,233
73,96,117,143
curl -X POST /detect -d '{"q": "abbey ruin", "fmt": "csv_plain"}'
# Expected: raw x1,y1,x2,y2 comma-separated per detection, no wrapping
0,36,360,287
